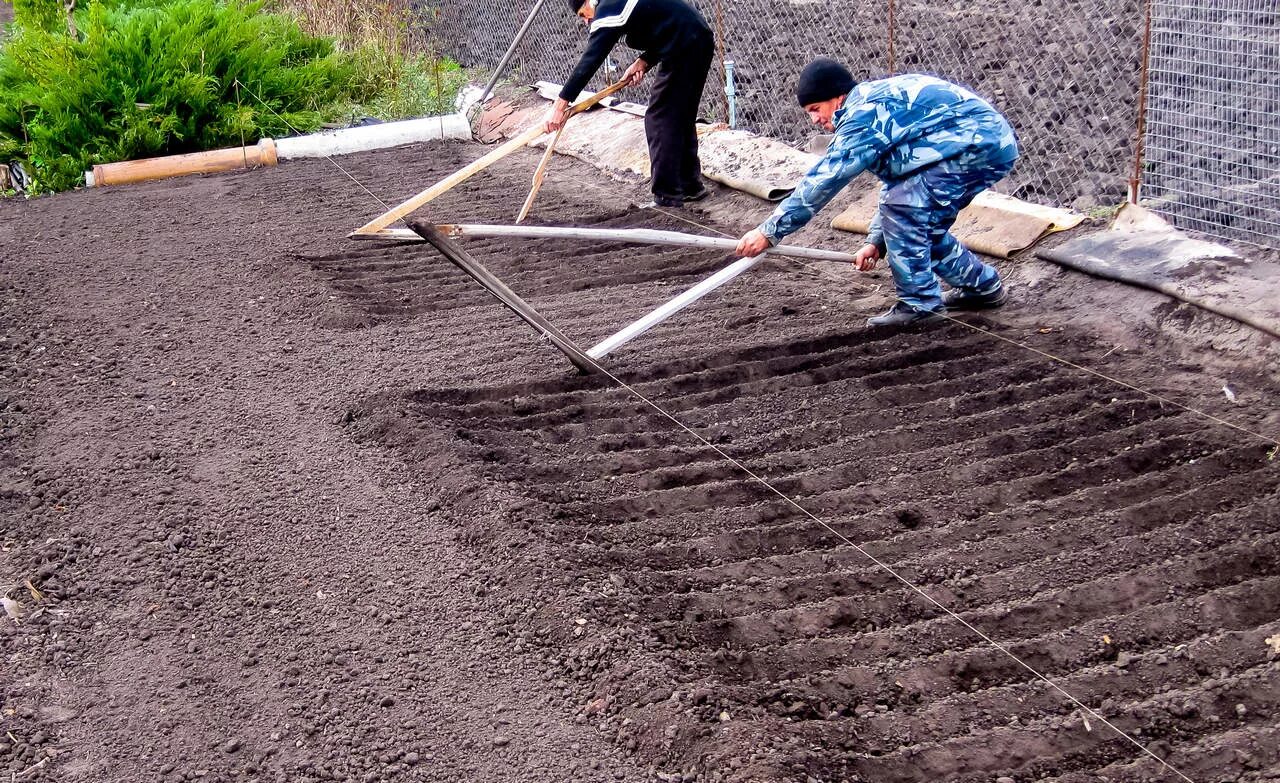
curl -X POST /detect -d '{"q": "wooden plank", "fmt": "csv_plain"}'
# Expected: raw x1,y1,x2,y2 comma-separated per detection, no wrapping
352,80,629,237
405,219,598,375
351,124,545,236
516,125,565,224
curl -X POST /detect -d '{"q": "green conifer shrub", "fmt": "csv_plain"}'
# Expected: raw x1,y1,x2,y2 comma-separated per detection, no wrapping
0,0,362,192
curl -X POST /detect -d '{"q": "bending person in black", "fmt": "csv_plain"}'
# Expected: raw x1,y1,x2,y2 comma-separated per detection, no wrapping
546,0,714,207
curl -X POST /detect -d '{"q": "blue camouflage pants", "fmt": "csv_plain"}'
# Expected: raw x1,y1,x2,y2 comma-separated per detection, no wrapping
877,150,1017,312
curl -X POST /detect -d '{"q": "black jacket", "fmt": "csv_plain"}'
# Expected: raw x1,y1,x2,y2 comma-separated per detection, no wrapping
559,0,713,101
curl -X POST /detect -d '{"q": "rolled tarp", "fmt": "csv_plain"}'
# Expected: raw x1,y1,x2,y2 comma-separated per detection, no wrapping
85,114,473,187
274,114,471,159
87,138,277,187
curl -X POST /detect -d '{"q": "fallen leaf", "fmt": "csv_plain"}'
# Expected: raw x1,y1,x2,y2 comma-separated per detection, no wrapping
1222,385,1237,403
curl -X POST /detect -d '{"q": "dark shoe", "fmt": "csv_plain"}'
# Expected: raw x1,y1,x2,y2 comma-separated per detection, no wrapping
682,185,710,202
866,301,947,327
943,283,1007,310
649,194,685,208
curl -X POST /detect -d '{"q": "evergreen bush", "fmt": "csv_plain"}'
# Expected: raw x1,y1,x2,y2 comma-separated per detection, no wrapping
0,0,464,193
11,0,63,32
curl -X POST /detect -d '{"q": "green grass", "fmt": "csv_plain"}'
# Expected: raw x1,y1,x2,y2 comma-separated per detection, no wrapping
342,50,466,123
269,0,469,125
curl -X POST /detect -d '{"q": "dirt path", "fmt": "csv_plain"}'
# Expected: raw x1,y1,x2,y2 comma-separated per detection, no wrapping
2,141,1279,783
0,146,663,783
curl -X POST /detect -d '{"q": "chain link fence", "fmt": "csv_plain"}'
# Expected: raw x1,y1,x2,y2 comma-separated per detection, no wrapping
1140,0,1280,247
418,0,1278,247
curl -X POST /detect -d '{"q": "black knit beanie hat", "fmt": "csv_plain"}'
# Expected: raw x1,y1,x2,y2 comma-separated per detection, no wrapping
569,0,588,10
795,58,856,106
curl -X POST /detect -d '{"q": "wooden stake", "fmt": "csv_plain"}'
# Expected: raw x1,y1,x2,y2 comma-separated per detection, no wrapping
352,80,629,237
516,125,566,224
518,79,630,223
406,219,599,375
352,124,545,236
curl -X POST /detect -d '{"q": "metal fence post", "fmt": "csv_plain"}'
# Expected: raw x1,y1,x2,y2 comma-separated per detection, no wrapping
713,0,732,125
1137,0,1279,245
478,0,550,105
1130,0,1154,204
886,0,896,75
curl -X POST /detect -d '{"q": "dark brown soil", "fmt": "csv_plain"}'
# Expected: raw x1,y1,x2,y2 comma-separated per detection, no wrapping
2,140,1279,783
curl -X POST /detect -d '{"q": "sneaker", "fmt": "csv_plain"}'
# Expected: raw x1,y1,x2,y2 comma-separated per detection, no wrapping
942,284,1008,310
866,301,947,327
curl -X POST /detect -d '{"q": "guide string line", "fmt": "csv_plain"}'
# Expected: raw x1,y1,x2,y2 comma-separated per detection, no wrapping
232,87,1279,780
641,199,1278,448
574,350,1197,783
233,80,391,212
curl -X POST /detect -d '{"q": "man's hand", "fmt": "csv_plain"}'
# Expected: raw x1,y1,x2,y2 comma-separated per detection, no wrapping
544,98,570,133
736,229,772,258
853,243,880,272
623,58,649,87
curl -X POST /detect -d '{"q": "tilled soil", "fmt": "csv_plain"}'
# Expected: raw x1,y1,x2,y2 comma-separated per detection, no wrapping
3,139,1280,783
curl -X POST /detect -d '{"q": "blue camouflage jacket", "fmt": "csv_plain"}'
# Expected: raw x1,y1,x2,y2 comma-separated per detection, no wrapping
759,74,1018,249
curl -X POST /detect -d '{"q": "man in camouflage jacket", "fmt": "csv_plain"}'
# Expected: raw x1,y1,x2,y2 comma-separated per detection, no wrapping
736,59,1020,327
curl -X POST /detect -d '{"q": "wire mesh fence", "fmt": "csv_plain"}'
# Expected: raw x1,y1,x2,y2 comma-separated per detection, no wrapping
1140,0,1280,247
892,0,1143,209
712,0,1145,210
419,0,1278,246
422,0,1142,210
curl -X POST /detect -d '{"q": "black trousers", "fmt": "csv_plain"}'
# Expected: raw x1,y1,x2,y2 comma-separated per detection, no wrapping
645,39,714,199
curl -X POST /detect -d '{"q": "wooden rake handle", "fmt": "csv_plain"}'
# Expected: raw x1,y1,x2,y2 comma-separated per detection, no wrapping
352,79,629,237
516,78,629,224
517,127,566,224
